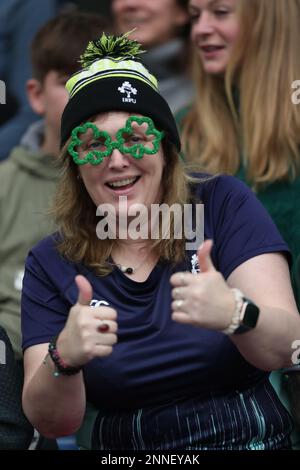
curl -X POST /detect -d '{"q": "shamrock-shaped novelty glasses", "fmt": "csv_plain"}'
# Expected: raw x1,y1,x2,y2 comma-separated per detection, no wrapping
68,116,165,165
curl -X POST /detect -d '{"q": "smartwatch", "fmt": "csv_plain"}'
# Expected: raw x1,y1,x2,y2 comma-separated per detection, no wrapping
234,298,260,335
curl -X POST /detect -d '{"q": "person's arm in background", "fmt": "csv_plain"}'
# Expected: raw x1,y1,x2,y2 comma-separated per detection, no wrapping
0,326,33,449
0,0,58,161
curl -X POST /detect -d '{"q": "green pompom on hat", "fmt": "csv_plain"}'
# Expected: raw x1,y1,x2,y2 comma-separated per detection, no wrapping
79,30,145,68
60,32,180,151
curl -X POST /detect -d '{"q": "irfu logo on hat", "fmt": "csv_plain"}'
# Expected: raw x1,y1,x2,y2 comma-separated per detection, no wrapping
118,81,137,104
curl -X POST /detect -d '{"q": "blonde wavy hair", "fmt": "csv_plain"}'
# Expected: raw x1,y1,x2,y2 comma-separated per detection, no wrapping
181,0,300,186
52,138,196,275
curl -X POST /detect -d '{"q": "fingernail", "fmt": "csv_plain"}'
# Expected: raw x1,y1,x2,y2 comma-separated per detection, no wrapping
97,322,109,333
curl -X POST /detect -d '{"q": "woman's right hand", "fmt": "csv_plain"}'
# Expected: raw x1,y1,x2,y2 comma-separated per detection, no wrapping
55,275,118,368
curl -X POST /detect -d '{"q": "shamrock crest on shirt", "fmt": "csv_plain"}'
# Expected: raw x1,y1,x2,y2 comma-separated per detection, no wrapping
191,254,200,274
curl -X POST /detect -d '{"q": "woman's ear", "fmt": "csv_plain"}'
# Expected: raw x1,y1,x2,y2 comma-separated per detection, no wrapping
26,79,45,115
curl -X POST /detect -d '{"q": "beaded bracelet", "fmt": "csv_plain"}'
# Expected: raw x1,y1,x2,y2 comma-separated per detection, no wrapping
221,288,244,335
47,335,82,377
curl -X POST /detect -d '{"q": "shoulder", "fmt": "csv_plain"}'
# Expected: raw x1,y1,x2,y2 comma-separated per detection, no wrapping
0,146,34,195
190,173,263,234
22,233,82,326
0,154,18,197
25,232,81,290
29,232,61,254
190,173,252,203
26,232,64,272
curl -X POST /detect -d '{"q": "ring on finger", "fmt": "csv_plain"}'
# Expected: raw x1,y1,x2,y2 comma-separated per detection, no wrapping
97,321,110,333
175,299,184,309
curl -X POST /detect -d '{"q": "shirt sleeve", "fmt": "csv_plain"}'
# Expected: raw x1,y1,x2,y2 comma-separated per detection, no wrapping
21,247,72,351
203,175,291,279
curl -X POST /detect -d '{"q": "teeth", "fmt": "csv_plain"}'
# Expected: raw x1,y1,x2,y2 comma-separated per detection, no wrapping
108,177,137,188
203,46,221,52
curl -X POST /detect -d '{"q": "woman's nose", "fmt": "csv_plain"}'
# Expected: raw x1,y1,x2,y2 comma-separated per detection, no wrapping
108,147,130,169
192,12,215,37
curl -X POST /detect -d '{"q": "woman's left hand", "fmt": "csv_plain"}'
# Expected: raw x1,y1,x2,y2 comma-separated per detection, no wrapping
170,240,235,331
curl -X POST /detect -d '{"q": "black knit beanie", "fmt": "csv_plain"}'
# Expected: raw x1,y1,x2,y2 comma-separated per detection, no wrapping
60,32,180,151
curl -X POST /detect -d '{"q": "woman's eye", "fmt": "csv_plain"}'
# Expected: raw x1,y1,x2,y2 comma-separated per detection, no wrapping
189,13,200,23
124,134,144,144
88,141,104,150
214,8,230,16
131,135,143,143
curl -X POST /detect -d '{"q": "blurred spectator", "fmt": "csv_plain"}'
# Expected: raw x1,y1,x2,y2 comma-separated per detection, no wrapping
111,0,194,114
0,325,33,449
0,10,111,359
0,0,75,162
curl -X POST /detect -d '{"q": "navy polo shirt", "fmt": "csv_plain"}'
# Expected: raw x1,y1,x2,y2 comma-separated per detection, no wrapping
21,175,290,412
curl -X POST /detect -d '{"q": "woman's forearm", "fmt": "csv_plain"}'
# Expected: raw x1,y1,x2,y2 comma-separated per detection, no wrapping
230,306,300,371
22,354,86,439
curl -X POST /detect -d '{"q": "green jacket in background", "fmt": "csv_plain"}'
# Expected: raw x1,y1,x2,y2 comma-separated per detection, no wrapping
0,144,59,359
236,167,300,265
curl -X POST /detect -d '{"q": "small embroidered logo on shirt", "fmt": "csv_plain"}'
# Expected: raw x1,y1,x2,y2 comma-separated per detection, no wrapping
191,254,200,274
118,81,137,103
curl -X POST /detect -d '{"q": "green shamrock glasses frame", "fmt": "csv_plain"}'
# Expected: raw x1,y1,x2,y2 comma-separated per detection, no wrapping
68,115,165,165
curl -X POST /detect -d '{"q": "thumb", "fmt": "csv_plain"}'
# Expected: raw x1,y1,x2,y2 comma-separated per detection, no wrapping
197,239,215,273
75,275,93,306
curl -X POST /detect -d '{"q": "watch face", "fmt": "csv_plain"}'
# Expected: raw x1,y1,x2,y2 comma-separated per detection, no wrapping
243,302,260,328
234,300,260,335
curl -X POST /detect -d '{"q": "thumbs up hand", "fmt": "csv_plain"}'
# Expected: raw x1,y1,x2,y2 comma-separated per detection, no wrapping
170,240,235,331
56,275,118,368
76,274,93,306
197,239,215,273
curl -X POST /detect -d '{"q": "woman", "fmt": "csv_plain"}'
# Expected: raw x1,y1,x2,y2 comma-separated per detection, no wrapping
21,33,300,450
179,0,300,448
111,0,194,114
